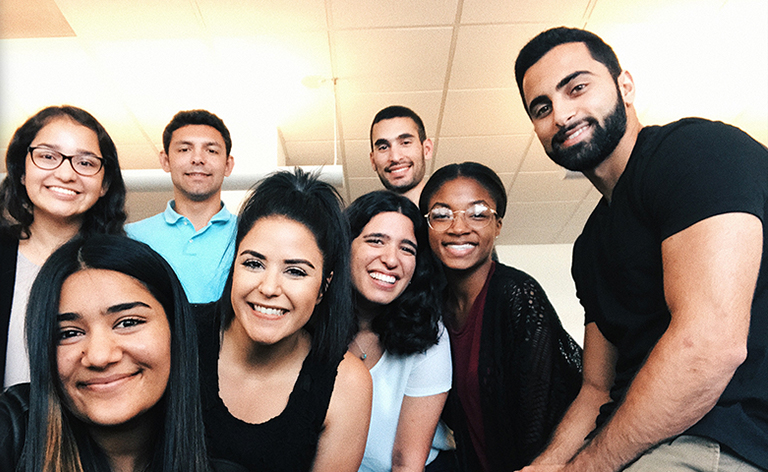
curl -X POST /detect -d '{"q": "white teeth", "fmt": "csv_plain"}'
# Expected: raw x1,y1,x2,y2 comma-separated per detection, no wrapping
448,244,474,250
251,304,286,316
567,125,588,140
49,186,77,196
370,272,396,284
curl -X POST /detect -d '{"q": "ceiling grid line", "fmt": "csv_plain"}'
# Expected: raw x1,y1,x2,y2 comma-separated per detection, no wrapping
430,0,465,175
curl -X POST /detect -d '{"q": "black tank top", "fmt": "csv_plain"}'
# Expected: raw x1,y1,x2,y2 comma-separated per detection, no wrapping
196,306,341,472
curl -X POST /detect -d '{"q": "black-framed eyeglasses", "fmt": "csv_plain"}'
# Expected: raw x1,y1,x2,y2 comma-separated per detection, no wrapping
28,146,104,176
424,203,498,232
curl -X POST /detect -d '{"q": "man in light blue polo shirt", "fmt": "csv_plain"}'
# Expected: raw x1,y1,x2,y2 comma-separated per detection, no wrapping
127,110,236,303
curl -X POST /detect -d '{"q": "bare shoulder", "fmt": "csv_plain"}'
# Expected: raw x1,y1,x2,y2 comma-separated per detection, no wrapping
335,352,373,395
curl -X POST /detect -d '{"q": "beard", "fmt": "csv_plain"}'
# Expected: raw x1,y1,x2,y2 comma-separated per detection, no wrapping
547,91,628,172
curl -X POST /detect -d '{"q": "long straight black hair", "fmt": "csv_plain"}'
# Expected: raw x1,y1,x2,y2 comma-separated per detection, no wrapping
219,168,353,364
24,235,209,472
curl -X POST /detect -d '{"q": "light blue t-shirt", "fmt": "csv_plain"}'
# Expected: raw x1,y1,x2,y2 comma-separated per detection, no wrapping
126,201,236,304
359,323,453,472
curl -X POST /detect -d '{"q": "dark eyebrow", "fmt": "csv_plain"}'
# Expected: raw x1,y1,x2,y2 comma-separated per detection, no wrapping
284,259,316,269
556,70,592,91
363,232,390,240
527,70,593,116
396,133,416,141
56,301,150,322
373,138,391,148
33,143,99,157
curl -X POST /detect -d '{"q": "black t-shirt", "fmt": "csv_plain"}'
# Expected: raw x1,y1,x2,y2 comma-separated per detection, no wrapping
573,118,768,467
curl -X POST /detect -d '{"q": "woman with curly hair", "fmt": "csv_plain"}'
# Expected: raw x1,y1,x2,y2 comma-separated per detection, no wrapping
0,105,126,388
346,190,454,472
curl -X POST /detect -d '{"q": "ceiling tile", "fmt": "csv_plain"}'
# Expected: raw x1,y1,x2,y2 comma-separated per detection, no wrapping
461,0,591,24
500,225,561,245
440,89,532,136
433,135,530,174
284,140,336,166
520,139,562,172
508,171,593,202
507,201,579,230
333,28,452,93
55,0,202,39
117,143,161,169
343,139,375,178
331,0,459,28
337,90,444,140
346,176,384,203
198,0,327,34
450,23,550,89
0,0,74,39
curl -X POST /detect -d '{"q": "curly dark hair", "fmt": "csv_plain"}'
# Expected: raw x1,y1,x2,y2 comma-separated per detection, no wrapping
0,105,126,239
346,190,444,355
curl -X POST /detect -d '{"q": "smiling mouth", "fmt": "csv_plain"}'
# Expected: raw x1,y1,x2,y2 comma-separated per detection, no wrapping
369,272,396,285
443,242,477,256
48,186,79,196
554,120,592,148
249,303,287,317
80,371,139,391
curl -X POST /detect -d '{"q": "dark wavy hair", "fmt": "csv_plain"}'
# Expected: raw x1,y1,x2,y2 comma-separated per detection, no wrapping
23,235,209,472
419,162,507,219
369,105,427,149
0,105,127,239
162,109,232,156
514,26,623,111
219,168,353,364
346,191,444,355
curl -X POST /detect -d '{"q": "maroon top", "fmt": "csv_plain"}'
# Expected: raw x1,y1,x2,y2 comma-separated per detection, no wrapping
448,262,495,471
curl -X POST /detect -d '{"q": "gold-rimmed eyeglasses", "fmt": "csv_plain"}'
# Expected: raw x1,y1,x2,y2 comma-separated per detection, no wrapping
28,146,104,176
424,203,498,232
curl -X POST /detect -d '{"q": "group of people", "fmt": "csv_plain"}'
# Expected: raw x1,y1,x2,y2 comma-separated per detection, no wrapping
0,26,766,472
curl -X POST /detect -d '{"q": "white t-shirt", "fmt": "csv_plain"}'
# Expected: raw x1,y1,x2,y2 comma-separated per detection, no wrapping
358,323,453,472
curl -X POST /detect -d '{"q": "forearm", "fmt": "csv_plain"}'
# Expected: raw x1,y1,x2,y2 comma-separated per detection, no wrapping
531,383,607,465
563,328,744,472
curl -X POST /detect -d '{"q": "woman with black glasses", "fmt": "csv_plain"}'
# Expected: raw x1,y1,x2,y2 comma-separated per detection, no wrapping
0,105,126,389
419,162,582,471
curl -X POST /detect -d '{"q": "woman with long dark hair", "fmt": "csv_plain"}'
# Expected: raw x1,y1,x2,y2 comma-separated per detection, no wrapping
0,105,126,388
420,162,583,471
0,235,210,472
196,169,372,472
346,191,453,472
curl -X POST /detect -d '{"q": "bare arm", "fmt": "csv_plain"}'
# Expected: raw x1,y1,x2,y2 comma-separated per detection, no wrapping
391,392,449,472
560,212,762,472
312,352,373,472
520,322,616,470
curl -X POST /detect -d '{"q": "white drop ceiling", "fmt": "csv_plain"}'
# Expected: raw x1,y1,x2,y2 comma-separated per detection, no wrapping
1,0,766,244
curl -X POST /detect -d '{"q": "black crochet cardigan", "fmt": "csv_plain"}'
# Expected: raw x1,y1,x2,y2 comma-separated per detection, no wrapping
445,262,583,471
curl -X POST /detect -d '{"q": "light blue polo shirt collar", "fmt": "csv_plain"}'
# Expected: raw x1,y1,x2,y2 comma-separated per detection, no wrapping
162,200,233,226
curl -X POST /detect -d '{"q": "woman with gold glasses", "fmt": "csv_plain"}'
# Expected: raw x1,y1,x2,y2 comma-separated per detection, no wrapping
419,162,582,471
0,106,126,389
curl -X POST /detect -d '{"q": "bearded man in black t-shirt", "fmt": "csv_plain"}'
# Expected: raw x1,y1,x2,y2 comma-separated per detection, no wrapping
511,27,768,472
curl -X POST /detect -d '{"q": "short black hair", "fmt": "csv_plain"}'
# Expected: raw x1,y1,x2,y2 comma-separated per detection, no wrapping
346,191,444,355
419,162,507,219
370,105,427,150
162,109,232,156
514,27,622,110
